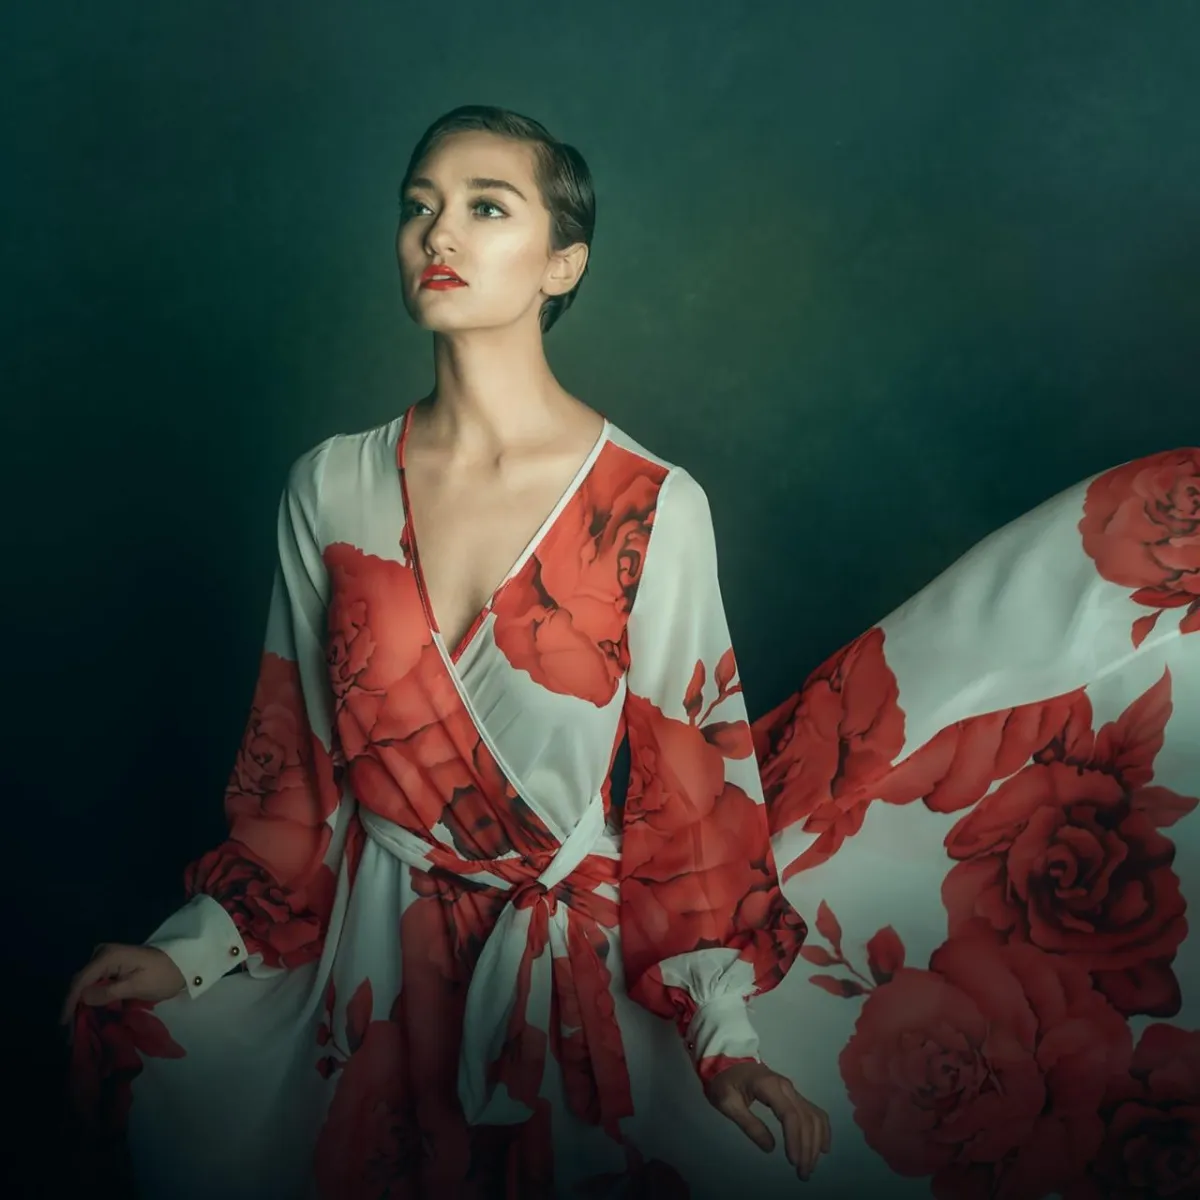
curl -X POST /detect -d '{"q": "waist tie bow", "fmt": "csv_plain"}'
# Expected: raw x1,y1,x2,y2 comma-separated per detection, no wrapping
359,793,633,1132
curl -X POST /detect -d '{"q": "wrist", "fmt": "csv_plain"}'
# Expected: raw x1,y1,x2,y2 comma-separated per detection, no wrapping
684,994,760,1074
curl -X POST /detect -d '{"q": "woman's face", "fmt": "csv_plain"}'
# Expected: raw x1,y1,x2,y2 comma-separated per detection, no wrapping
397,130,583,335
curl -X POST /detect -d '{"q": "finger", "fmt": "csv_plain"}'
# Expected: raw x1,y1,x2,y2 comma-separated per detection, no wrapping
820,1107,832,1155
782,1101,812,1177
750,1082,803,1173
802,1112,821,1178
60,957,117,1023
714,1091,775,1153
83,975,140,1006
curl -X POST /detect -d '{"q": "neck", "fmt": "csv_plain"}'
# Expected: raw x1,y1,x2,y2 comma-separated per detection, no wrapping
423,317,571,456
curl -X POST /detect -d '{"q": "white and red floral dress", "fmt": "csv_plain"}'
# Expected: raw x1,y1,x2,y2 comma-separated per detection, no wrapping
70,436,1200,1200
744,447,1200,1200
69,410,805,1199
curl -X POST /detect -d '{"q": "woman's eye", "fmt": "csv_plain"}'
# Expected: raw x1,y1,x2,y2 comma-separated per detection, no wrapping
474,200,506,218
399,199,430,219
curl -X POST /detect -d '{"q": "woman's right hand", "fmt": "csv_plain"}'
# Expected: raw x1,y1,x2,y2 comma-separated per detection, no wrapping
60,943,187,1024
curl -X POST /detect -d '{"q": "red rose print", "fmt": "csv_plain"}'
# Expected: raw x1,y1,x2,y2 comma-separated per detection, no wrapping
406,865,509,984
549,914,632,1133
941,672,1197,1016
799,900,903,999
1078,447,1200,647
1065,1023,1200,1200
466,1097,557,1200
184,652,341,967
491,445,668,706
624,653,804,1040
314,979,429,1200
840,934,1132,1200
185,843,332,968
324,545,556,866
69,1000,186,1141
752,628,906,880
623,688,749,841
224,654,339,878
622,778,803,989
874,690,1087,814
323,543,433,762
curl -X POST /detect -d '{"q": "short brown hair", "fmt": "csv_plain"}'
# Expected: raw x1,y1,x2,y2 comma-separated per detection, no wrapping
401,105,595,333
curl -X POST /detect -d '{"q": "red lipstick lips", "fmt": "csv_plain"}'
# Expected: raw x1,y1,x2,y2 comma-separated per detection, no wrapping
420,264,467,290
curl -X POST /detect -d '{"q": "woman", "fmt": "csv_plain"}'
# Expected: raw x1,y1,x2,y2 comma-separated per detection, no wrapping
63,105,830,1198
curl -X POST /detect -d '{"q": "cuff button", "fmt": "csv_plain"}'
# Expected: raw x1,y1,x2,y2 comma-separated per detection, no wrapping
229,946,240,957
193,975,203,987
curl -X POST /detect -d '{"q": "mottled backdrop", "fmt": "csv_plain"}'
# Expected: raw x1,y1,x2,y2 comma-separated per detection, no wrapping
4,1,1199,1193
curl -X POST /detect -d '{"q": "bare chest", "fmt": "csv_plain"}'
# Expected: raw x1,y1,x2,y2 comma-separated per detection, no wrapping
404,465,581,652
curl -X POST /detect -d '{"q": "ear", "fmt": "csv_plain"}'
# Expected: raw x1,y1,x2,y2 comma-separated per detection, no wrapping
543,241,589,297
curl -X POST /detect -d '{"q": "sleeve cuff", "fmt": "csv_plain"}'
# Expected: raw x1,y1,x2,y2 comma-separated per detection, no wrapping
684,993,761,1072
144,893,249,1000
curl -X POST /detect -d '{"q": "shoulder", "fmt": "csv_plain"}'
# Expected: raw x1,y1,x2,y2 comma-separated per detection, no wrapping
602,422,713,528
283,413,407,506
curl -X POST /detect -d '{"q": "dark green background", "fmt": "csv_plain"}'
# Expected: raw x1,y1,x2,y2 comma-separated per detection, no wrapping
5,1,1200,1191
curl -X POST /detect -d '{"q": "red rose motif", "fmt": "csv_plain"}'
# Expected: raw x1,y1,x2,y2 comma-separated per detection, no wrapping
840,935,1132,1200
1066,1023,1200,1200
324,545,556,866
68,999,185,1141
491,445,668,706
752,627,906,880
622,779,802,988
623,690,741,838
1078,448,1200,647
185,844,332,968
941,673,1197,1017
184,652,340,966
406,866,509,983
874,691,1086,815
323,543,431,761
314,980,427,1200
223,653,339,880
466,1097,557,1200
549,916,632,1130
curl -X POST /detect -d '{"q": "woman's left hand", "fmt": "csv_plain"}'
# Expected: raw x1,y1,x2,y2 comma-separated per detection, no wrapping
705,1061,831,1182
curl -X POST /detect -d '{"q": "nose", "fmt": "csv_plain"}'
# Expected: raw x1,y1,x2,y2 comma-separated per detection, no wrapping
422,210,458,259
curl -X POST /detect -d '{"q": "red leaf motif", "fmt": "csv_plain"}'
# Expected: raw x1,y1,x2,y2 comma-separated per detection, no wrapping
800,945,839,967
1182,600,1200,634
123,1007,186,1059
815,901,843,956
715,647,737,694
684,661,705,721
1134,785,1200,828
702,720,754,759
866,926,905,985
810,974,867,998
1132,611,1163,648
1056,691,1097,763
1131,587,1194,609
345,978,373,1055
1092,669,1172,786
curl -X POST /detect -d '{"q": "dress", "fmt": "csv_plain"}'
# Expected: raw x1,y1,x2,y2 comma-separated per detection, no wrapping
69,410,806,1199
70,435,1200,1200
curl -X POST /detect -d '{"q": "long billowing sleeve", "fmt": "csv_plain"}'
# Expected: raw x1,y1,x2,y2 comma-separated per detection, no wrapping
619,468,807,1085
144,439,354,999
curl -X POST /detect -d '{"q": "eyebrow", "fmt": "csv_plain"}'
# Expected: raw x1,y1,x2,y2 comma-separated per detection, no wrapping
405,175,529,202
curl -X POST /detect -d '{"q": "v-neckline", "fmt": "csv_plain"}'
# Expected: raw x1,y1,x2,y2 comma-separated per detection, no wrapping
396,405,612,664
